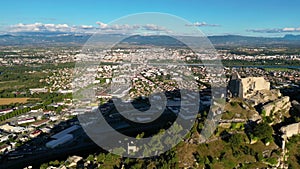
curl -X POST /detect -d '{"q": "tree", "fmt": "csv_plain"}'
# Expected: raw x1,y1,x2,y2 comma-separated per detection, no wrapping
253,122,273,141
97,153,106,163
261,110,266,116
87,154,94,162
40,163,48,169
194,152,205,164
255,152,264,161
136,132,145,139
49,160,60,166
112,147,125,156
229,133,244,146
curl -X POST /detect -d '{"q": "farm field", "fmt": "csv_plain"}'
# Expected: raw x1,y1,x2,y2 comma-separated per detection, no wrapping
0,98,31,105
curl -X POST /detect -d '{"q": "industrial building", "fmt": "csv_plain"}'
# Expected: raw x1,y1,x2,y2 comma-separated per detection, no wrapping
46,134,73,149
51,125,80,139
46,125,80,149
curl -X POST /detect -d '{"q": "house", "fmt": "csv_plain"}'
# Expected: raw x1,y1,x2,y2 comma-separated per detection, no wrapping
31,119,50,128
29,130,42,138
0,108,13,115
17,117,36,125
29,88,48,94
0,124,25,133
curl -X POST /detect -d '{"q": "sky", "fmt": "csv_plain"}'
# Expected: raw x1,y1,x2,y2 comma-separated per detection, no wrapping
1,0,300,37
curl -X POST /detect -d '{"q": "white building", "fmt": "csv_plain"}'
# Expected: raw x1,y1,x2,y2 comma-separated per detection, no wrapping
0,109,13,115
17,117,36,125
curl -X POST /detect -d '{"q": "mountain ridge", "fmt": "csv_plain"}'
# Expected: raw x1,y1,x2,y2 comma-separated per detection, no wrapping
1,32,300,47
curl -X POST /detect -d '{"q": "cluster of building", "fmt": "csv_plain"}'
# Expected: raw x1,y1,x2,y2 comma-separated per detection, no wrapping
42,68,73,92
0,48,77,66
0,97,81,156
219,48,300,60
2,46,300,168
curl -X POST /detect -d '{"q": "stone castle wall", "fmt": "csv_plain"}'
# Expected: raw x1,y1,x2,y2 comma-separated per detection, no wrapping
262,96,291,116
240,77,270,98
229,73,270,99
281,122,300,138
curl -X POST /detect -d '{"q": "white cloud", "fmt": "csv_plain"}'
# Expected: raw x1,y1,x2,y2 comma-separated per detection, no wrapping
142,24,167,31
9,23,72,32
185,22,220,27
95,22,171,34
7,22,172,34
8,22,101,33
247,27,300,33
95,21,108,29
80,25,94,29
283,27,296,32
96,21,141,31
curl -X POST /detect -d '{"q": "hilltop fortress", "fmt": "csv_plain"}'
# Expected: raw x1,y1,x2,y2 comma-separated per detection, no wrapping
228,72,291,124
228,72,270,99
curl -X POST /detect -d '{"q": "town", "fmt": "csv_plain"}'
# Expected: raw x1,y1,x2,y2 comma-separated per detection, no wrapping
1,46,300,169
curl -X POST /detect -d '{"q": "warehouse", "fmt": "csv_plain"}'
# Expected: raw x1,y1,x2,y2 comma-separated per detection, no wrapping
46,134,73,149
51,125,80,139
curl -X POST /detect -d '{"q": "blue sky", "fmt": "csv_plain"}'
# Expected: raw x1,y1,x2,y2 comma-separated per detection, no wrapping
1,0,300,36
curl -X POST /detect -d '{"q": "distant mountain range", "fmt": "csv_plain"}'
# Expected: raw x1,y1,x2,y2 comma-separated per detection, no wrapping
209,34,300,48
1,32,300,48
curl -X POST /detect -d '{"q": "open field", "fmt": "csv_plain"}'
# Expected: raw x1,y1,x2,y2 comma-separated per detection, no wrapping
0,98,31,105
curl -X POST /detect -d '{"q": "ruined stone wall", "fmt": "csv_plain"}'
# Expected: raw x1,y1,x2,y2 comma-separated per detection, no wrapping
262,96,291,116
240,77,270,98
281,122,300,138
228,73,271,99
